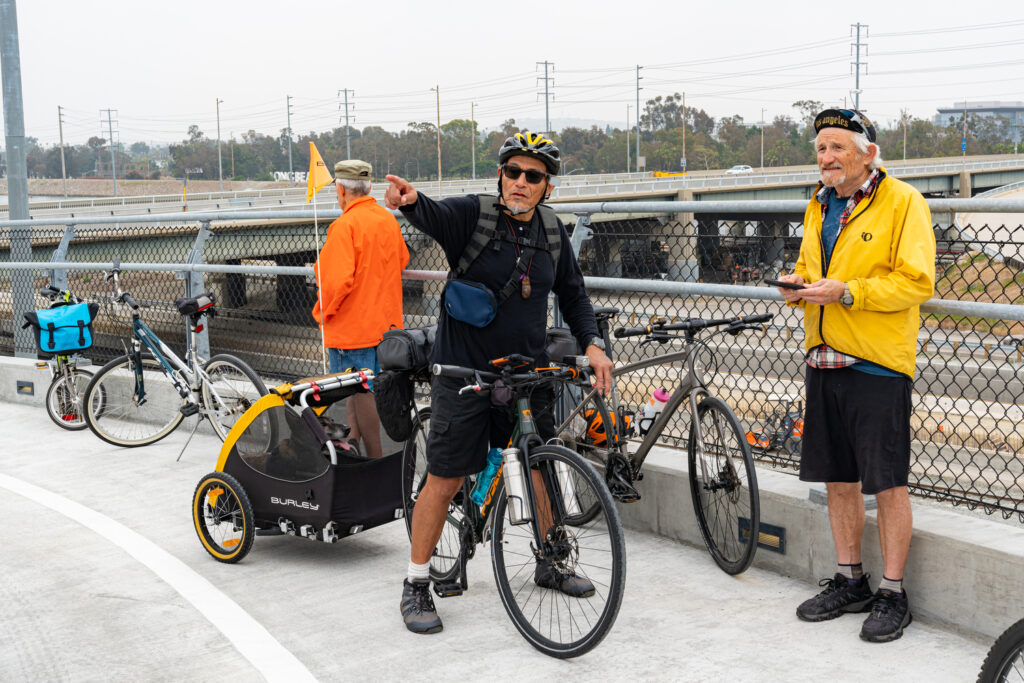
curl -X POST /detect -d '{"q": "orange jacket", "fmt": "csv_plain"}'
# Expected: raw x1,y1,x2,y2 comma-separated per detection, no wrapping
312,195,410,349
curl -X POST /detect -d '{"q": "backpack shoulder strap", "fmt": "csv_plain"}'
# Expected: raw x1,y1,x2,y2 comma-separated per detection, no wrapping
452,194,502,279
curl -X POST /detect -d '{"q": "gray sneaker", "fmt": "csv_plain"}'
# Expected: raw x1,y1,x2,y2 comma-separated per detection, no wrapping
400,579,443,634
796,573,873,622
860,589,912,642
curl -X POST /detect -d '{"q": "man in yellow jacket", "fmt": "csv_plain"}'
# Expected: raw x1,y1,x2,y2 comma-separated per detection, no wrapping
313,160,410,458
775,108,935,643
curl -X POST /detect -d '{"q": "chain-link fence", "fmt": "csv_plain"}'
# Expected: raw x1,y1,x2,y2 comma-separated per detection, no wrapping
2,203,1023,522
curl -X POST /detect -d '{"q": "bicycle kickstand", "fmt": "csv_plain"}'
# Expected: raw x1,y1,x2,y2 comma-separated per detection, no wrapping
175,417,203,462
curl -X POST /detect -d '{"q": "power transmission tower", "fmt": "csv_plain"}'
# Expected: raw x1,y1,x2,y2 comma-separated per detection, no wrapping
338,88,354,159
636,65,643,171
101,108,119,196
536,60,554,135
57,105,67,197
850,23,869,110
286,95,294,186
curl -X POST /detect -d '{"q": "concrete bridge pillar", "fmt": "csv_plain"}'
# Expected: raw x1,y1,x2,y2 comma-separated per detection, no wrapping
275,252,316,321
959,170,972,198
222,259,248,308
669,190,699,282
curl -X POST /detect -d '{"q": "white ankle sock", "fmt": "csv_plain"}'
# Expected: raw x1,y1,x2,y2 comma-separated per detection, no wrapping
878,575,903,594
407,560,430,582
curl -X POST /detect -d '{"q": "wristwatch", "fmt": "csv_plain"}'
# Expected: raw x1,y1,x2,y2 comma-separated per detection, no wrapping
840,284,854,307
585,336,606,351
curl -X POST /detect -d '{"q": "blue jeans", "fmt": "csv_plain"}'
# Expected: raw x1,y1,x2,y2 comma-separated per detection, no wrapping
328,347,378,390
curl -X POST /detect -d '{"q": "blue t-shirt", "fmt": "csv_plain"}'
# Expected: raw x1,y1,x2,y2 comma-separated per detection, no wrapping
820,189,902,378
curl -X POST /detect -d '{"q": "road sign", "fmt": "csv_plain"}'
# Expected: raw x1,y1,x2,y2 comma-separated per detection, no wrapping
680,157,687,170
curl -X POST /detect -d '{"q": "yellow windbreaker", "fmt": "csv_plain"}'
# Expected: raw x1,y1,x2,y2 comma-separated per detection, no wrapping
794,168,936,377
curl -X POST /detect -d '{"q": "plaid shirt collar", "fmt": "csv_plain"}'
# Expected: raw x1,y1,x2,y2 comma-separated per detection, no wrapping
816,168,882,230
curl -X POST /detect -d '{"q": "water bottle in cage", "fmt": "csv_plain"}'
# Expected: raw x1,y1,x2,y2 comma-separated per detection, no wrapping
501,447,533,525
471,447,503,506
638,388,670,435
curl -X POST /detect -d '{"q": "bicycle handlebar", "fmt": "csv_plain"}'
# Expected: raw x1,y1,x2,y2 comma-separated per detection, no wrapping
432,364,498,381
121,293,140,310
614,312,773,338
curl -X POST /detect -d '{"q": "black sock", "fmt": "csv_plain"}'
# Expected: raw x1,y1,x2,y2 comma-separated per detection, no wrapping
838,562,864,583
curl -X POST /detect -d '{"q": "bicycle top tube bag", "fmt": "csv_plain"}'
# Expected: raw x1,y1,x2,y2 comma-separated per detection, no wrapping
22,302,100,356
441,194,560,329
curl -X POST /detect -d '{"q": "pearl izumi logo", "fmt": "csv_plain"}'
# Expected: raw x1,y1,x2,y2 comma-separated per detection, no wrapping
271,496,320,510
861,232,873,242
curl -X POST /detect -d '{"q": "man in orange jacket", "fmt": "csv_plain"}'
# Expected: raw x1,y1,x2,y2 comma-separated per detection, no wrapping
313,159,410,458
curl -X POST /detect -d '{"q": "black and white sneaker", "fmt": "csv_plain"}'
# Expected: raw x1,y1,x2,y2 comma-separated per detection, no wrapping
796,573,873,622
860,588,912,642
400,579,443,634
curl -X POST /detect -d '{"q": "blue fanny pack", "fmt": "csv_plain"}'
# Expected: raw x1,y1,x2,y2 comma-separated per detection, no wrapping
442,279,497,328
22,302,100,355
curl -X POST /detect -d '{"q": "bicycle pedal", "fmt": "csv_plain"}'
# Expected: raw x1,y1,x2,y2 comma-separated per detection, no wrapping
179,403,200,417
432,582,464,598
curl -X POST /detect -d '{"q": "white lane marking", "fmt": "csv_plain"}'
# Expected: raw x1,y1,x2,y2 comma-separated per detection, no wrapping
0,473,316,683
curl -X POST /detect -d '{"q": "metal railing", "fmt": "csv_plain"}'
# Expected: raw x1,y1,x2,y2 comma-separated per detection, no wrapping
3,197,1024,522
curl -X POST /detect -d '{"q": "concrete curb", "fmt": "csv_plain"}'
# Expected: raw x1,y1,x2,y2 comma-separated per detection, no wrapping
618,445,1024,639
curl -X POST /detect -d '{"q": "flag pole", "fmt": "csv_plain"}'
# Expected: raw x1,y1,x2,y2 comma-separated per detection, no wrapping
314,187,328,375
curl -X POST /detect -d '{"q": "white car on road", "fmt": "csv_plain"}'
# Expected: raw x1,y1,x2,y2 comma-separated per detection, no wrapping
725,165,754,175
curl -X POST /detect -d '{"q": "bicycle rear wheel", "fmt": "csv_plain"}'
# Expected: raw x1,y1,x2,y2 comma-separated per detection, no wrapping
554,388,619,525
688,395,759,575
490,444,626,659
45,367,93,430
401,407,466,583
84,353,186,447
979,617,1024,682
201,354,268,441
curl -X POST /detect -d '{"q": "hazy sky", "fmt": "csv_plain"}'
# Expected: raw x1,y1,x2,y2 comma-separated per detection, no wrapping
8,0,1024,147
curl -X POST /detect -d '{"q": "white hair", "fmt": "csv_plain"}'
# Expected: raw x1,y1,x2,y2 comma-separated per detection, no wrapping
813,130,882,170
336,178,371,196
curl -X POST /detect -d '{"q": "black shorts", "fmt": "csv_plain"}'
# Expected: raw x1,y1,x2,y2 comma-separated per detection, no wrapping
425,375,555,478
799,365,912,495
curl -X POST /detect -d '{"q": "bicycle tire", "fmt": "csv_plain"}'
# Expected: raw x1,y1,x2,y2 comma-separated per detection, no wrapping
84,353,186,447
490,444,626,659
400,407,466,583
688,395,760,575
201,354,268,441
45,367,94,431
192,471,255,564
979,617,1024,683
555,388,615,526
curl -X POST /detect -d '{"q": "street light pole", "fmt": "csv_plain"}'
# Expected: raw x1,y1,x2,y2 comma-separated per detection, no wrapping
760,107,766,169
216,98,223,192
432,85,442,192
57,104,68,198
470,101,476,180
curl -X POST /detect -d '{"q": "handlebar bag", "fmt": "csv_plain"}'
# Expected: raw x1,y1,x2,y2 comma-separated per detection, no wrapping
22,302,100,355
377,325,436,373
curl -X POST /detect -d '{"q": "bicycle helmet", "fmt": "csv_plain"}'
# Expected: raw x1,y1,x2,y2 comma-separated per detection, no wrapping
498,131,561,176
583,408,630,446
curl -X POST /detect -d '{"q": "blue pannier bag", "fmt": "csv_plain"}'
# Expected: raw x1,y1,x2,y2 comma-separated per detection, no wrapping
22,302,100,355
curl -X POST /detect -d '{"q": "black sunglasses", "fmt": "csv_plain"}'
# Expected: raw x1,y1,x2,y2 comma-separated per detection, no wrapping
501,164,549,184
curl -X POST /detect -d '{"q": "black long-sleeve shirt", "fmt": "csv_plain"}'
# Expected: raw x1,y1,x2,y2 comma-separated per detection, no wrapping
400,193,599,371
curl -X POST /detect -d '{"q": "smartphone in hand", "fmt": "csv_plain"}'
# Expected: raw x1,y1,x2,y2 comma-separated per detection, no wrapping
764,278,805,290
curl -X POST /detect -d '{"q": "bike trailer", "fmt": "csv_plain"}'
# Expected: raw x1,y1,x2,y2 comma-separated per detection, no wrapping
193,369,407,562
22,302,99,357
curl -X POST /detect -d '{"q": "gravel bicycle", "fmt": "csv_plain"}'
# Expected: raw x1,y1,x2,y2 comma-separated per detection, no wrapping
83,261,268,448
402,354,626,659
979,617,1024,682
552,308,772,575
34,285,96,430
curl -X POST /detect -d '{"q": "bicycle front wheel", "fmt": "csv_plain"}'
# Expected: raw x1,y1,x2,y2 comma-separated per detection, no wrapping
979,617,1024,682
401,407,466,583
45,367,94,430
688,395,760,575
201,354,268,441
490,444,626,659
84,353,186,447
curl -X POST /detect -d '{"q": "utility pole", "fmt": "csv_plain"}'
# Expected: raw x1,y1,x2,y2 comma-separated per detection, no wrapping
900,108,910,161
537,60,554,135
635,65,642,171
286,95,294,186
432,85,442,191
230,131,235,179
216,98,223,191
470,101,476,180
962,99,968,169
338,88,354,159
626,104,630,173
57,105,68,197
850,23,868,110
760,107,766,169
681,92,686,174
101,108,118,196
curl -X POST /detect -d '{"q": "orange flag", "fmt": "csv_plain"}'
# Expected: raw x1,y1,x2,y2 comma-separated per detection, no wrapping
306,142,333,202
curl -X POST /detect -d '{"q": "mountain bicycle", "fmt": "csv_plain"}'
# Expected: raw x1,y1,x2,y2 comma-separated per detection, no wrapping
34,285,95,430
402,354,626,659
978,617,1024,682
552,308,772,575
83,260,268,448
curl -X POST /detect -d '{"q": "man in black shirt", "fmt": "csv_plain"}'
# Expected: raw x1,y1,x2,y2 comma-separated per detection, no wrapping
385,132,612,634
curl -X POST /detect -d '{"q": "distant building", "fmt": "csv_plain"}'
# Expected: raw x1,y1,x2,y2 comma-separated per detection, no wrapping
934,101,1024,142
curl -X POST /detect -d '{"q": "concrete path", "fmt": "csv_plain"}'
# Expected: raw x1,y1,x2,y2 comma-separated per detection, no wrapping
0,401,990,682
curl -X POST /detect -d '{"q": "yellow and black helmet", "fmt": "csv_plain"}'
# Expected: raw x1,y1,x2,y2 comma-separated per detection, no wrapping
498,131,561,175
